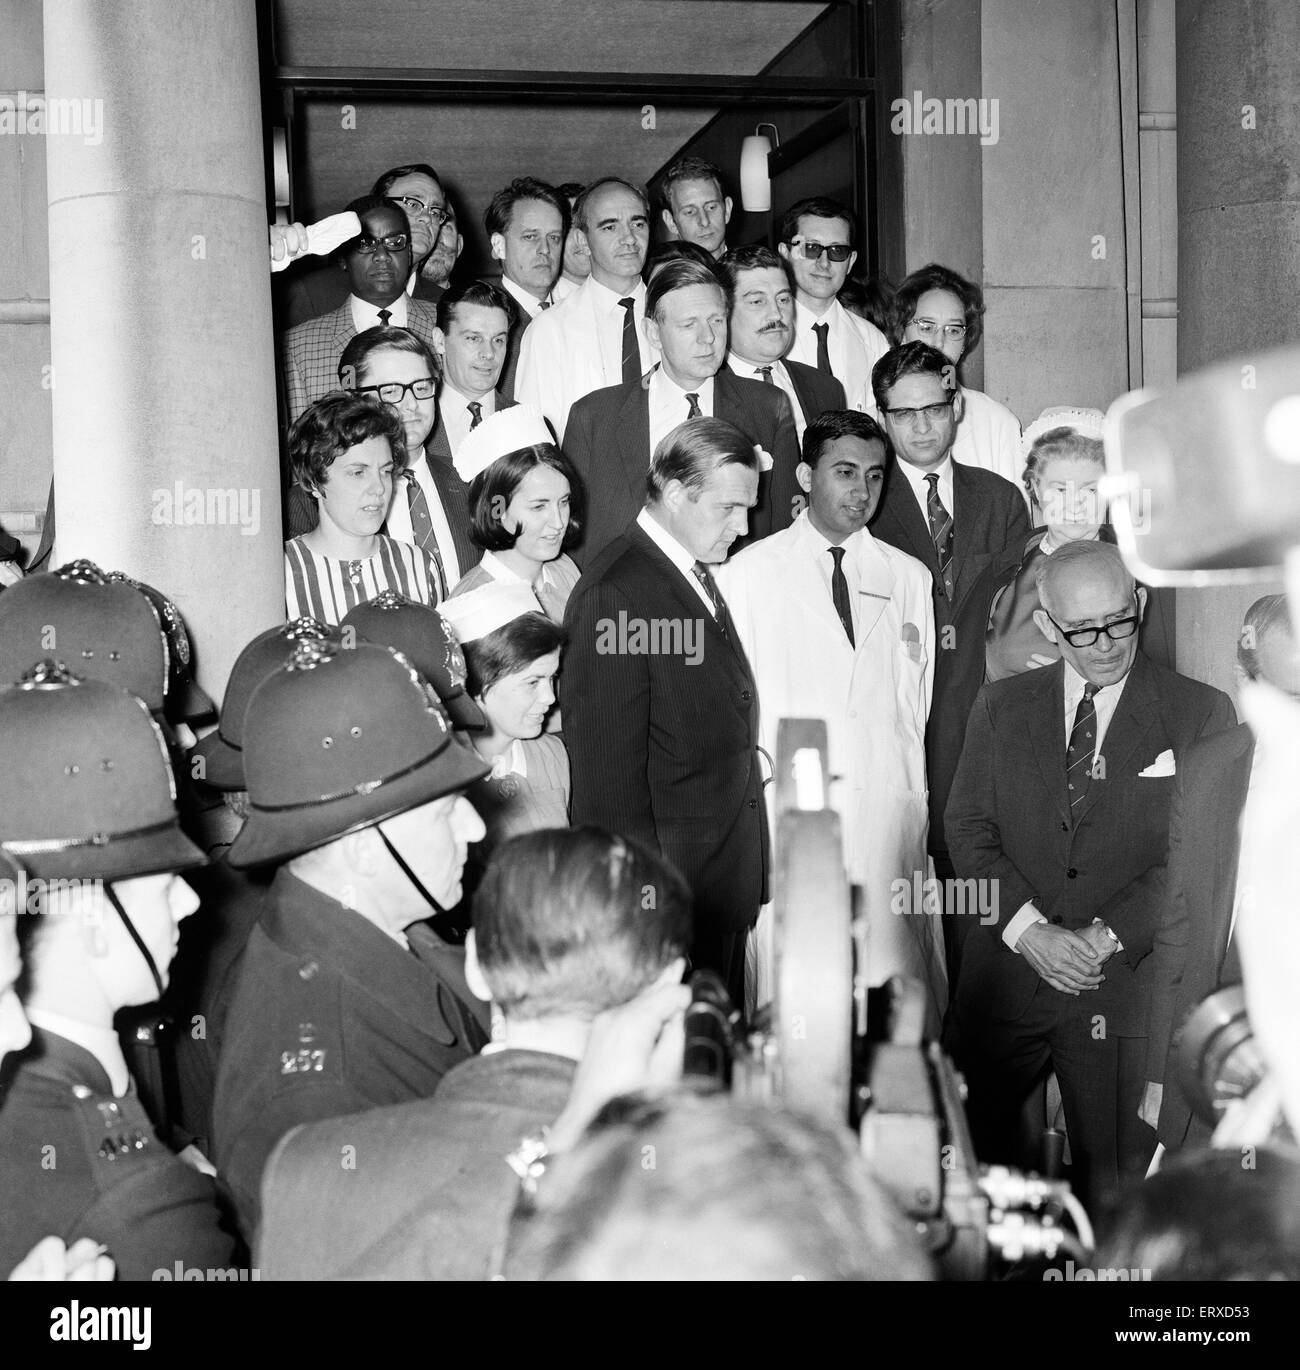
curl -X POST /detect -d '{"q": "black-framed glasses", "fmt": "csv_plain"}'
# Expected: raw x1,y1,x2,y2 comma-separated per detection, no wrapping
388,195,451,230
357,378,436,404
1046,611,1140,648
353,233,410,256
882,395,957,425
788,237,853,263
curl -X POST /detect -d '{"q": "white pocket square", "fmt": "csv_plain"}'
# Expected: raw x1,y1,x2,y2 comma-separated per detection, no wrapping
1139,749,1176,778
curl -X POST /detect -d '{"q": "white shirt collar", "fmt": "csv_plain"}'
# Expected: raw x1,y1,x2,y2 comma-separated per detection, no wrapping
894,455,955,515
479,548,559,592
486,737,529,780
500,274,550,319
349,293,408,332
727,351,787,382
587,274,647,313
637,507,696,576
26,1007,131,1097
440,379,496,410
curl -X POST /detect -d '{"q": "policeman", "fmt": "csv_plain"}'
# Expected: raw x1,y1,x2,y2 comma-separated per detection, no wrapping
0,661,239,1280
210,634,492,1236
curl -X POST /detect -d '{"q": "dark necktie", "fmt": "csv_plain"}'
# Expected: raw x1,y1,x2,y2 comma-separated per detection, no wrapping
378,308,392,326
619,297,640,385
755,366,774,384
403,470,448,600
539,299,552,311
467,401,483,430
692,561,728,640
829,546,855,647
686,392,702,420
925,472,954,598
813,322,833,376
1066,682,1099,819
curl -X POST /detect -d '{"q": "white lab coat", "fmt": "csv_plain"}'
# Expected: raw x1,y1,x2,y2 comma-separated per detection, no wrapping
718,513,947,1027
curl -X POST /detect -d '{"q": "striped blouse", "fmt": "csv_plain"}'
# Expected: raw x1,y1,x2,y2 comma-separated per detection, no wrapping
284,535,441,626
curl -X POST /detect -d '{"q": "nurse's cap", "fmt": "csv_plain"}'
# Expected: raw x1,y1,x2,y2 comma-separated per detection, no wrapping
439,581,543,645
452,404,554,485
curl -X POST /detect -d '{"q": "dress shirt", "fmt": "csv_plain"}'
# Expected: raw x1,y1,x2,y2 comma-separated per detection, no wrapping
438,382,497,458
1003,660,1131,951
500,275,551,320
552,275,582,303
728,353,808,441
26,1007,130,1097
483,737,529,781
894,455,956,527
587,276,653,384
793,513,864,639
350,293,409,333
384,453,463,587
648,370,716,459
788,298,888,411
636,508,716,617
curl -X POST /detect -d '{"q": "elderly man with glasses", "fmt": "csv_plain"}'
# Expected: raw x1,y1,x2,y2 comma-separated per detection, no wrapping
941,538,1235,1216
375,162,464,304
279,192,442,423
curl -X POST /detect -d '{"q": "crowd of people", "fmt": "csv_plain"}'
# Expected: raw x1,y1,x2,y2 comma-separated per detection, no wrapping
1,151,1298,1283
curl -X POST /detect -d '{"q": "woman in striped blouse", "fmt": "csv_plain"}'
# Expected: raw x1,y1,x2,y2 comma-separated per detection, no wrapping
283,391,441,624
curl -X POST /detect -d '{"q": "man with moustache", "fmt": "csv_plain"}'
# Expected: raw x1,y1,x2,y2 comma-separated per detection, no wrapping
484,178,567,400
563,257,799,561
562,420,768,1004
515,177,656,440
720,410,945,1027
280,194,440,423
659,157,733,261
721,244,845,526
943,540,1235,1211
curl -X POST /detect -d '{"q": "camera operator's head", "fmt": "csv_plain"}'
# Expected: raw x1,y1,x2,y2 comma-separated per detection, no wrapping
507,1087,933,1281
465,827,690,1043
1096,1146,1300,1280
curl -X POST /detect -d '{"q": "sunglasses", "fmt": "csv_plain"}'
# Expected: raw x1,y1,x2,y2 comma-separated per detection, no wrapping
787,237,853,263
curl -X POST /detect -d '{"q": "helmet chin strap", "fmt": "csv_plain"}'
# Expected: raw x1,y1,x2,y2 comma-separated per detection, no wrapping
375,823,452,919
105,884,166,1001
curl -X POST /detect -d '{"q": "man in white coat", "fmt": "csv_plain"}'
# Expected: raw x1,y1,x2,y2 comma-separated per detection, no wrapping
719,409,947,1031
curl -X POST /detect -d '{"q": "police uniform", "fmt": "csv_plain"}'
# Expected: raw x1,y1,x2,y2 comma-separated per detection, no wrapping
0,1029,237,1280
212,869,489,1233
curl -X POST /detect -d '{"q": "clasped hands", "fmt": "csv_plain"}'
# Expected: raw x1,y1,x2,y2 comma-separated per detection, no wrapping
1018,918,1116,995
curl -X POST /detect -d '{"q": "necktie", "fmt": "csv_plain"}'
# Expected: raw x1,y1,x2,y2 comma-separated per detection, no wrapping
404,470,448,600
467,401,483,430
925,472,954,598
539,299,552,311
619,297,640,385
813,322,833,376
378,308,392,326
755,366,774,384
829,546,855,647
692,561,729,640
1066,682,1099,819
685,392,702,420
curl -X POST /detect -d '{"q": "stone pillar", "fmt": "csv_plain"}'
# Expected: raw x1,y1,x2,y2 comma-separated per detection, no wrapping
43,0,284,700
1174,0,1297,694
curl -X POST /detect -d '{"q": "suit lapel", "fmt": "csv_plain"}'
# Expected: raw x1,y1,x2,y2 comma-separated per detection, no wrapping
1029,661,1071,825
616,382,652,506
949,461,987,609
878,465,938,575
331,303,355,353
1073,654,1159,828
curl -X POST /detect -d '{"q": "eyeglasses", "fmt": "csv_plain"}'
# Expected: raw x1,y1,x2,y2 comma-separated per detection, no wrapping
787,237,854,263
1046,612,1140,648
911,318,967,342
353,233,410,256
357,378,436,404
388,195,451,230
881,396,957,425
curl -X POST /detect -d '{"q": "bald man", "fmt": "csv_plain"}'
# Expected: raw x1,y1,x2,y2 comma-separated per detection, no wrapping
942,540,1235,1214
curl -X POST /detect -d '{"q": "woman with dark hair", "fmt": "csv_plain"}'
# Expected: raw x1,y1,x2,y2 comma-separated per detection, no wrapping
890,262,1023,489
440,582,569,851
449,405,582,625
283,389,443,623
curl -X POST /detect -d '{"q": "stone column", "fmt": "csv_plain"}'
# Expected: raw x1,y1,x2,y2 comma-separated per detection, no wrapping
1174,0,1297,693
43,0,284,700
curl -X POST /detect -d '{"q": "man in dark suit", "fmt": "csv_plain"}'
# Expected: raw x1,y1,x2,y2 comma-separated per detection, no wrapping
562,419,769,1003
869,342,1031,981
255,826,690,1279
943,540,1235,1211
564,257,800,562
720,244,846,528
1143,594,1299,1153
483,177,567,402
279,195,441,423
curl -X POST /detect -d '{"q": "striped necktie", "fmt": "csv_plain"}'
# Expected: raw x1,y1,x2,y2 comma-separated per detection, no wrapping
692,561,729,640
403,470,448,600
619,297,639,384
925,472,954,599
1066,682,1099,819
755,366,774,384
686,392,702,420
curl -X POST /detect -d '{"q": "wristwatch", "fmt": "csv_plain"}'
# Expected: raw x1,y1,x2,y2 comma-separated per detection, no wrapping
1092,917,1121,948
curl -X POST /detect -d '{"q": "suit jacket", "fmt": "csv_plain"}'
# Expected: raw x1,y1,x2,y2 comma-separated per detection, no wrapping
561,523,769,934
481,275,538,404
211,869,488,1237
785,358,848,428
257,1049,576,1279
1146,722,1254,1147
563,369,800,564
945,653,1236,1038
279,298,441,424
871,459,1031,854
0,1029,238,1280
